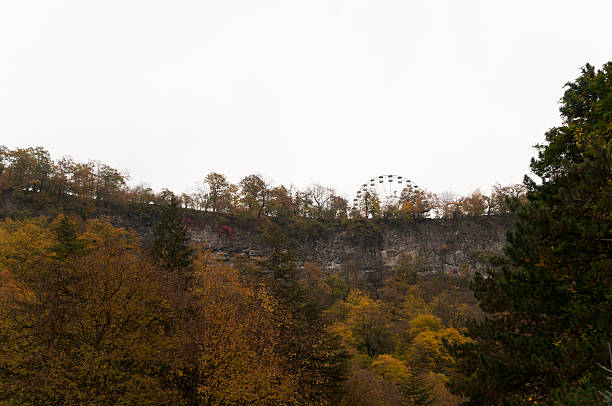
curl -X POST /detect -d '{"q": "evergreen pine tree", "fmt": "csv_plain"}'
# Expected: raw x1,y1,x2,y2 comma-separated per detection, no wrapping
259,246,349,404
152,194,194,275
401,372,435,406
449,63,612,405
51,214,88,259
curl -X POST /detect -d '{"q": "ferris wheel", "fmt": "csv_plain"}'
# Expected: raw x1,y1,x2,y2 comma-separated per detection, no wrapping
352,175,419,210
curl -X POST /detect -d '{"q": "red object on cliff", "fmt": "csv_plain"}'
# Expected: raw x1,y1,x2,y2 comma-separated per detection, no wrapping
217,224,234,240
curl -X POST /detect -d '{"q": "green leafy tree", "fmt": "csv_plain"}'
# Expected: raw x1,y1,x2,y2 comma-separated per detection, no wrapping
449,63,612,404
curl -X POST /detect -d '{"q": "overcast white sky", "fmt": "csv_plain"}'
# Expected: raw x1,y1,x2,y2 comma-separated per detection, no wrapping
1,1,611,198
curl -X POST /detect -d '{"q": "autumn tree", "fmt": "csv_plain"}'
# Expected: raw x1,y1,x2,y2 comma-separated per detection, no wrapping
353,189,382,218
399,185,434,219
487,183,527,215
203,172,235,213
266,185,294,218
307,183,334,219
345,290,395,357
92,162,127,206
433,191,460,218
340,360,405,406
182,251,298,405
238,173,270,217
328,194,349,220
406,314,468,372
0,216,183,404
48,155,73,199
70,161,97,201
0,146,54,195
457,189,488,216
128,183,156,205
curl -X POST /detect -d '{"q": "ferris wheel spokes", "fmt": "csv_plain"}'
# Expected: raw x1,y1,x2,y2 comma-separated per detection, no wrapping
352,175,420,213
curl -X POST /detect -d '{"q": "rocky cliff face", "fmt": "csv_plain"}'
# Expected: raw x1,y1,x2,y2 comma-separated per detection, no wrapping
1,194,512,284
184,216,513,279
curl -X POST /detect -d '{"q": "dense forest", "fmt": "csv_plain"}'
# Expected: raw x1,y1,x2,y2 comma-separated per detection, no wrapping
0,63,610,405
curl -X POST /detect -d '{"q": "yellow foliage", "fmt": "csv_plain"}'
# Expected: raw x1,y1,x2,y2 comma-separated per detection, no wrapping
189,251,298,405
407,326,469,370
0,217,344,405
344,290,394,357
409,313,443,336
371,354,413,386
328,321,356,348
0,217,56,278
0,217,184,404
